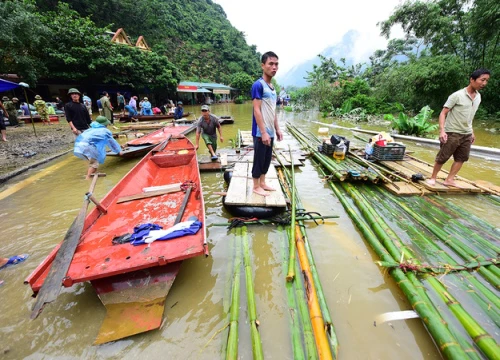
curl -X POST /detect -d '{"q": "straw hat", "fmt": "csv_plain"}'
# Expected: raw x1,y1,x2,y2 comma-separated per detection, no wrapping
35,95,42,100
2,96,9,101
143,97,148,101
12,97,19,102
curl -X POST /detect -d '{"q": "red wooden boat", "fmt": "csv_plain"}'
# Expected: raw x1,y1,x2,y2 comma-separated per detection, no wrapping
118,112,191,122
25,136,207,343
20,115,59,124
108,124,196,158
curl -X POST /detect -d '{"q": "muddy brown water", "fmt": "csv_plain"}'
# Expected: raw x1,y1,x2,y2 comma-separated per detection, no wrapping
0,104,498,359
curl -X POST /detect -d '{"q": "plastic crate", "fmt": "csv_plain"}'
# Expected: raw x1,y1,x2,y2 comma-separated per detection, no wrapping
321,141,335,155
372,143,406,161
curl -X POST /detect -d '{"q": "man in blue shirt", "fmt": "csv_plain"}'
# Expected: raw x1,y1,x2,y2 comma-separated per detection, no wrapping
74,116,123,179
251,51,283,196
174,101,184,120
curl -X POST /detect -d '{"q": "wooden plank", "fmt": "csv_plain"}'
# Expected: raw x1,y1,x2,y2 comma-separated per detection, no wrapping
225,176,250,205
265,178,287,206
383,181,429,196
232,162,249,178
143,183,182,193
220,153,228,166
116,187,181,204
419,179,481,193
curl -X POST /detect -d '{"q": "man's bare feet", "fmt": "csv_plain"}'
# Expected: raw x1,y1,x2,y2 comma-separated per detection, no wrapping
253,187,269,196
442,180,464,189
260,184,276,191
426,179,436,186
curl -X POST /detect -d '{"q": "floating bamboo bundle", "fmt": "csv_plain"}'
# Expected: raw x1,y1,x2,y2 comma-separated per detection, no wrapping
287,124,381,184
241,226,264,360
313,160,500,359
226,228,242,360
277,166,338,359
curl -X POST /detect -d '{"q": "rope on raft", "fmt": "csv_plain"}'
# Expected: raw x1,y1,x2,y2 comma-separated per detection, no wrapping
377,258,499,275
226,209,327,229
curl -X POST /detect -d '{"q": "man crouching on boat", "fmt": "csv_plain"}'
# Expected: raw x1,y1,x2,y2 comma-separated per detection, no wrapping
74,116,124,179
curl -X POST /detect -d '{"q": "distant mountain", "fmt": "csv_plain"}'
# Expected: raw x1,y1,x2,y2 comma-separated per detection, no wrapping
277,30,361,88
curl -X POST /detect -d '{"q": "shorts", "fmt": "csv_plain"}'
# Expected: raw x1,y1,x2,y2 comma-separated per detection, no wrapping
202,133,217,153
252,136,274,179
118,103,125,110
88,157,99,169
435,132,472,164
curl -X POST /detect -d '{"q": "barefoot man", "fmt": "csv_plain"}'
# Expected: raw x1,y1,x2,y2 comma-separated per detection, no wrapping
251,51,283,196
427,69,490,187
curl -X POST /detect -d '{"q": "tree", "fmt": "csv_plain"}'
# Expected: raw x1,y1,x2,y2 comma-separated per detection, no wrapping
230,72,254,95
0,0,48,85
375,0,500,114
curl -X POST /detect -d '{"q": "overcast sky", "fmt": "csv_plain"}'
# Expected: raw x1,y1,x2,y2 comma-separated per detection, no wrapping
214,0,404,76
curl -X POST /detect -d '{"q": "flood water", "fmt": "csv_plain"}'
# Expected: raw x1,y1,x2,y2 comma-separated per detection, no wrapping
1,103,499,359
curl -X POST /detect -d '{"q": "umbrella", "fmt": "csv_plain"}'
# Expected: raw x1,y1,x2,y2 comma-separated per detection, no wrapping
0,79,37,136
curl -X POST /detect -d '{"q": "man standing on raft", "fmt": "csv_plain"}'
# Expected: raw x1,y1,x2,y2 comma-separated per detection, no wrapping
427,69,490,187
251,51,283,196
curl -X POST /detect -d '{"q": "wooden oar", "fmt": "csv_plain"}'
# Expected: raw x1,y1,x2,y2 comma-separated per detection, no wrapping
30,173,105,319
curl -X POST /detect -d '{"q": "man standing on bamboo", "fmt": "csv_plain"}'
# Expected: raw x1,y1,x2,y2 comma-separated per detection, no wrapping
251,51,283,196
427,69,490,187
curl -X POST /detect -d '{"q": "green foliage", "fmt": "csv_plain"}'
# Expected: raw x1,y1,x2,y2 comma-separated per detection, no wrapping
0,0,48,84
283,106,293,112
386,105,438,137
39,0,262,83
375,0,500,114
230,72,254,95
234,95,245,104
3,0,260,91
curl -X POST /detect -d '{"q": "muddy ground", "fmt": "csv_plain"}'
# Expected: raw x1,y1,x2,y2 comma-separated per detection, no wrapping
0,122,74,179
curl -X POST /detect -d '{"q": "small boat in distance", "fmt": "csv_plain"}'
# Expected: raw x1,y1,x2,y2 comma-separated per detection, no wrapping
108,124,196,158
117,112,192,122
219,115,234,125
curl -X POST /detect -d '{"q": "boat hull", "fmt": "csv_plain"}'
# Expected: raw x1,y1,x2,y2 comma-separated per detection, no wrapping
26,136,207,292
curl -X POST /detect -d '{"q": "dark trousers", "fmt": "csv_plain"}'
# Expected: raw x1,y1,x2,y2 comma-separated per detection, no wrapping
252,136,274,179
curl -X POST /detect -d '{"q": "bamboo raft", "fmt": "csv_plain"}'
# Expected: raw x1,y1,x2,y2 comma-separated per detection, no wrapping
288,124,500,360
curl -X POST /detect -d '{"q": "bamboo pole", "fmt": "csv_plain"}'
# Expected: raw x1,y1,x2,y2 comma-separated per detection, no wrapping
281,226,307,360
373,186,500,288
366,186,500,312
286,146,296,282
278,168,338,359
366,188,500,316
241,226,264,360
321,177,468,359
293,248,319,360
226,228,242,360
353,185,500,357
278,167,339,357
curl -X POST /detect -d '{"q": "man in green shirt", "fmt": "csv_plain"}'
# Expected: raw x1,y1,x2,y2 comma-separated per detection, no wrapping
427,69,490,187
195,105,223,160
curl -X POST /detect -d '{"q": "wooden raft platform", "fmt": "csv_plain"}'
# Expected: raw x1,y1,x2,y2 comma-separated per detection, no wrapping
224,162,287,207
198,148,306,172
379,156,482,194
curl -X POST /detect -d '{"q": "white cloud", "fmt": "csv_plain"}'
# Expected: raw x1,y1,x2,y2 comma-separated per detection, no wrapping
214,0,404,73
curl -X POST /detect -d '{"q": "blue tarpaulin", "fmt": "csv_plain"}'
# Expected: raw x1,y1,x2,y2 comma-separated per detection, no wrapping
0,79,20,92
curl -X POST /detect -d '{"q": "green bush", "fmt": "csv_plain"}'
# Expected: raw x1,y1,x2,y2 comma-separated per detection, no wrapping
386,105,438,137
234,95,245,104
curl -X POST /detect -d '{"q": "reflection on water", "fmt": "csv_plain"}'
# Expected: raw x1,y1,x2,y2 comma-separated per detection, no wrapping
1,103,498,359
